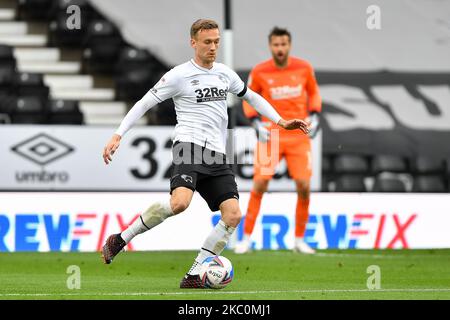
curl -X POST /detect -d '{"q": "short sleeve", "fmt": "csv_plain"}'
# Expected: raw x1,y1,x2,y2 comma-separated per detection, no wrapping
149,68,182,102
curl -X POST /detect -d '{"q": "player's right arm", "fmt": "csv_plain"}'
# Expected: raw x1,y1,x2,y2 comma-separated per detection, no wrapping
103,69,180,165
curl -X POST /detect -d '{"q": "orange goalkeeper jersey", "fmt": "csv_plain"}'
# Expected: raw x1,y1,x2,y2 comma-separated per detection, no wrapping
243,56,321,135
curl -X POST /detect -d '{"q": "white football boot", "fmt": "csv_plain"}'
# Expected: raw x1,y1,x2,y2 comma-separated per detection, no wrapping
234,237,252,254
293,239,316,254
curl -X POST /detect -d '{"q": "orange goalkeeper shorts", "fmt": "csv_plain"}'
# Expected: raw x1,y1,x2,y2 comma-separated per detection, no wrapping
252,134,312,181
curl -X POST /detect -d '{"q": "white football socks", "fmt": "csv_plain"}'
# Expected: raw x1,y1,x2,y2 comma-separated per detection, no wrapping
121,200,174,244
188,219,236,275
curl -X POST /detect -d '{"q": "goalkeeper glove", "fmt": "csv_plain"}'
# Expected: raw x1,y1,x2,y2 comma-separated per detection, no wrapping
250,117,270,143
307,112,320,138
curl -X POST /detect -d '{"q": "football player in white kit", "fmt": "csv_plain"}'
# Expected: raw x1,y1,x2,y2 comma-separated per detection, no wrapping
101,19,310,288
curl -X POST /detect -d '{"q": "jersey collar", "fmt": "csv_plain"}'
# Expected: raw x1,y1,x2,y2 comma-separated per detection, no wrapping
190,59,214,72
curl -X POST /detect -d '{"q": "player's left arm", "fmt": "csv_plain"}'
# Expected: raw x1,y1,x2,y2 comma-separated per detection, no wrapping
239,87,309,134
228,68,309,134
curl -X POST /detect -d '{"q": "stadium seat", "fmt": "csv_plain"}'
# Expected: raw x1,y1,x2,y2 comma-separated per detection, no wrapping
372,154,407,174
333,154,370,174
322,155,332,174
82,20,124,73
0,45,16,96
13,73,49,100
0,45,15,66
115,47,166,75
49,13,87,47
47,100,83,124
48,1,101,47
9,97,47,124
18,0,54,20
372,175,407,192
411,156,445,174
335,175,367,192
155,99,176,125
115,68,156,101
321,174,333,192
0,66,15,96
412,175,446,193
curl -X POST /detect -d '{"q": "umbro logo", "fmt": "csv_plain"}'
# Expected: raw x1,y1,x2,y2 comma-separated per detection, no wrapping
190,79,200,86
11,133,74,166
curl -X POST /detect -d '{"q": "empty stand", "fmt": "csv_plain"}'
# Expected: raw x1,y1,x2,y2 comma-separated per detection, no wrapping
47,99,83,124
372,154,407,174
335,174,367,192
9,96,46,123
412,175,446,193
372,175,407,192
411,156,445,175
334,154,370,174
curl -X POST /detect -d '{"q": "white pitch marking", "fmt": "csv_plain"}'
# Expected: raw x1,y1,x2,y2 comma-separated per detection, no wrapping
1,288,450,297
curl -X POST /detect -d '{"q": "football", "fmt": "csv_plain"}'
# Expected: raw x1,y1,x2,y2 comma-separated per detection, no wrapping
199,255,234,289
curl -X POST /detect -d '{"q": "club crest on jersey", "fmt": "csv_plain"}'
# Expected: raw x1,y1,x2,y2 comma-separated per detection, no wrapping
195,87,228,103
181,174,193,183
218,75,227,84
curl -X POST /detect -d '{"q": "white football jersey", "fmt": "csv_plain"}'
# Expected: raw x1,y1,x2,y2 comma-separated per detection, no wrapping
149,59,246,154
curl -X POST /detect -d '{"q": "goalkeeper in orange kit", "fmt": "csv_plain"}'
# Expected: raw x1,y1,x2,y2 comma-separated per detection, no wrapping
235,27,322,254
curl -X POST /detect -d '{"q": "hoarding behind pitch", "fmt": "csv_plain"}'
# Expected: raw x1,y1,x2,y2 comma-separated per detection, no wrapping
0,192,448,252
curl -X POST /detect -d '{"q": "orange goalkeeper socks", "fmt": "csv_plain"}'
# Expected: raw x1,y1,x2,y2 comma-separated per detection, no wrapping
295,196,310,238
243,190,264,236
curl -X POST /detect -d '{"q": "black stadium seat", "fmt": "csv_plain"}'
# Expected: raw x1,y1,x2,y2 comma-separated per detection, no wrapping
412,175,446,193
82,20,124,73
411,156,445,174
49,13,87,47
48,0,101,47
334,154,369,174
13,73,49,100
0,66,15,96
335,175,367,192
47,100,83,124
115,69,156,101
155,99,177,125
372,154,407,174
9,97,47,124
372,176,407,192
115,47,165,75
0,45,17,96
322,155,332,174
18,0,53,20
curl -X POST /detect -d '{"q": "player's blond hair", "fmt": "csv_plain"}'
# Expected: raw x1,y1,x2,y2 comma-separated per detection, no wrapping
190,19,219,39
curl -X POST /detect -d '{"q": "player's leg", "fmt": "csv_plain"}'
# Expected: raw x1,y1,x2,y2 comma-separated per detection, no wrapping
120,186,193,243
234,179,269,254
235,140,279,254
102,156,198,264
293,179,315,254
284,138,315,254
180,173,240,288
102,187,194,264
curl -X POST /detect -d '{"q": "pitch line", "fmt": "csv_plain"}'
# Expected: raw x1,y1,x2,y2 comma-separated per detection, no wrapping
1,288,450,297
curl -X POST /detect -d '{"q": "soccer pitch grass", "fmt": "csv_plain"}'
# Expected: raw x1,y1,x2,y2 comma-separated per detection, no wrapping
0,249,449,300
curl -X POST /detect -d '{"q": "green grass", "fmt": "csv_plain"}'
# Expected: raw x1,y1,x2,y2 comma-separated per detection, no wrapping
0,249,449,300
